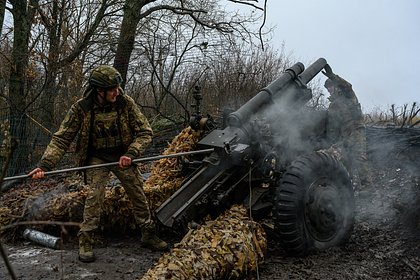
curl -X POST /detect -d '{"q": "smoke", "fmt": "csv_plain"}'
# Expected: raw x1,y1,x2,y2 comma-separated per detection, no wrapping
240,86,419,232
27,183,68,220
217,68,420,238
248,86,329,163
356,126,420,231
367,126,420,175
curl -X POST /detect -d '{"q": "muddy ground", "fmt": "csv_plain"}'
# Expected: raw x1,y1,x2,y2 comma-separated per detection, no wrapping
1,163,419,280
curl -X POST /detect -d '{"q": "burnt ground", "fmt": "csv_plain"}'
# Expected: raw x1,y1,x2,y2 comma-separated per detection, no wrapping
1,164,419,280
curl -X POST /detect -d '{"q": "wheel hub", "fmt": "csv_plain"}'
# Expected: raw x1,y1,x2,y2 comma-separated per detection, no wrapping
304,178,343,242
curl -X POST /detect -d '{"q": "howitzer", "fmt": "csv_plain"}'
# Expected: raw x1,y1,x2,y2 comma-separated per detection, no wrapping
156,58,355,256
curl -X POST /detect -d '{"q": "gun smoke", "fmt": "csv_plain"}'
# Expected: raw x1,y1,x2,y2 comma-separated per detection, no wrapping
230,79,419,234
358,127,420,230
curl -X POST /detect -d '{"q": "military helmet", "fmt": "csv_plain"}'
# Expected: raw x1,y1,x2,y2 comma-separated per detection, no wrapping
89,65,122,88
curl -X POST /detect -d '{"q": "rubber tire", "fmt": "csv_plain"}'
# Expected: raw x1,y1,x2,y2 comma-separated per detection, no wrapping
272,152,355,256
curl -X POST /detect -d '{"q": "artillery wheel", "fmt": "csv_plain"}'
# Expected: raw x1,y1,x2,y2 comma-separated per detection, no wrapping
272,152,355,256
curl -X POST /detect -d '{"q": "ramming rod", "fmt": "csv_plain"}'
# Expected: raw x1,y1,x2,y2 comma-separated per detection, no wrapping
2,148,215,182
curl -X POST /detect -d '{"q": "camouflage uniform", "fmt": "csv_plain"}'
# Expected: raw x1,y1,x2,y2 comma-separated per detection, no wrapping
83,157,153,232
39,88,155,232
39,89,152,171
325,74,372,188
35,65,167,262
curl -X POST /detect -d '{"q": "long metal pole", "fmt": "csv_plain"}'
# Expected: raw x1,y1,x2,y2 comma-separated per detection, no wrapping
2,148,214,182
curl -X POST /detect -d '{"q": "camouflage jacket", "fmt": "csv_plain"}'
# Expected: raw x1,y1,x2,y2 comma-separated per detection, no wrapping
39,90,152,171
326,75,364,144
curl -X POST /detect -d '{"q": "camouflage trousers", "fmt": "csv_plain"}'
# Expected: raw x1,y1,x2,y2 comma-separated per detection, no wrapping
342,128,373,188
79,156,154,234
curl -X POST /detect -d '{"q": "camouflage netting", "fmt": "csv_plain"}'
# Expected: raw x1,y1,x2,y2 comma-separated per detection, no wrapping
0,176,86,238
0,126,202,237
143,126,204,210
1,125,268,278
140,205,267,280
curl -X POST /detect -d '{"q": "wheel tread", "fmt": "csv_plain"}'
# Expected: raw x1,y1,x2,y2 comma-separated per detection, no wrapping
272,152,355,256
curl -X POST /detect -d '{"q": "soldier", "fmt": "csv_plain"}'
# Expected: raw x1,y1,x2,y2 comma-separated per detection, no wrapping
323,66,372,190
28,65,168,262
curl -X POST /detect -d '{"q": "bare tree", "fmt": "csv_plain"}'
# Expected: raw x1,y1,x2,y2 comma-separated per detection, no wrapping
198,43,290,113
408,102,420,127
391,102,420,128
32,0,117,128
127,40,293,123
4,0,116,174
134,10,217,120
366,102,420,127
113,0,265,87
6,0,38,175
2,0,269,174
0,0,6,36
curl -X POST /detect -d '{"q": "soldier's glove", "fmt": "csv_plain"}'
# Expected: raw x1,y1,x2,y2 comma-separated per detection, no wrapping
322,64,335,78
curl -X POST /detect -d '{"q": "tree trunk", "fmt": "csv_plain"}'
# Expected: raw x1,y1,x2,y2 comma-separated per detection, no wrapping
0,0,6,35
37,0,109,129
113,0,146,88
38,0,61,129
8,0,37,174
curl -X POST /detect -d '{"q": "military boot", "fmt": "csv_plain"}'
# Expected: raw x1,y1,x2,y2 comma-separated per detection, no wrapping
141,228,169,251
78,232,95,263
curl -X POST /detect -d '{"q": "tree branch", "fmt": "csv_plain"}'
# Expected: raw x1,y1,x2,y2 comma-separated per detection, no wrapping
56,0,111,68
258,0,268,49
228,0,264,11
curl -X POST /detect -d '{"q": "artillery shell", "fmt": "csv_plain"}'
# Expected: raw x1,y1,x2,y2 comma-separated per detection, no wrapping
23,229,61,249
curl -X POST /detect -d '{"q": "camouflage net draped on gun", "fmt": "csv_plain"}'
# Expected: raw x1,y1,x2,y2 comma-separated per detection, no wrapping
140,204,267,280
143,126,204,210
0,126,202,236
1,125,269,279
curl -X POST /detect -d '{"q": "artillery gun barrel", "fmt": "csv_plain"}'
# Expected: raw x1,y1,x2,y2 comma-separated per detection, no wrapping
227,58,329,129
298,58,328,84
227,62,305,128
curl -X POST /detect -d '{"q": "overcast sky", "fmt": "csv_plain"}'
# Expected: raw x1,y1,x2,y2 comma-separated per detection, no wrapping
233,0,420,112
